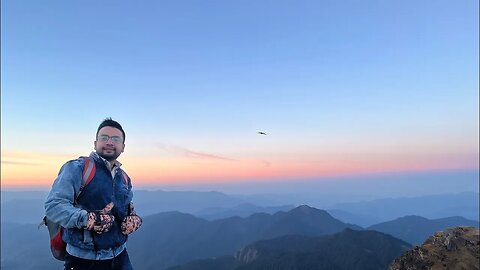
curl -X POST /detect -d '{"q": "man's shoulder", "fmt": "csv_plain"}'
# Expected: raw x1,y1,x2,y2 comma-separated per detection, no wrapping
66,153,98,165
60,157,88,170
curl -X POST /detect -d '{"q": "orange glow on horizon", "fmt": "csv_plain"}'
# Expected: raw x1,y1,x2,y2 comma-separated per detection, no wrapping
1,150,478,188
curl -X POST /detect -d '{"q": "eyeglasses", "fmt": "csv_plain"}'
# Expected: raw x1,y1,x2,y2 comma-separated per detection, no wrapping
97,135,123,144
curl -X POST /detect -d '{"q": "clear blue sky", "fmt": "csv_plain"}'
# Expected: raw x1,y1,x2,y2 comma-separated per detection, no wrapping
1,0,478,189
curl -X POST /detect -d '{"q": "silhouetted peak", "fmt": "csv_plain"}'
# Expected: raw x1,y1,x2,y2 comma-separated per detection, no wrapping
290,205,324,214
145,211,207,224
397,215,428,221
286,205,335,220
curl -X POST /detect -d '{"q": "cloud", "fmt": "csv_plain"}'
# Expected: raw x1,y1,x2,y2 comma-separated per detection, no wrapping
1,160,43,166
158,144,237,162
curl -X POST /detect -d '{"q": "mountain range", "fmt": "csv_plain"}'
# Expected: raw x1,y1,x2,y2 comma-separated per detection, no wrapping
1,191,478,270
193,203,295,220
128,205,361,270
1,222,58,270
2,190,478,227
169,229,412,270
331,192,479,222
368,215,479,245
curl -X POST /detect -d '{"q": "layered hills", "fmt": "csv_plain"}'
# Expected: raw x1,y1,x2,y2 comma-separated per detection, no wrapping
169,229,412,270
128,205,360,270
1,193,478,270
368,215,479,245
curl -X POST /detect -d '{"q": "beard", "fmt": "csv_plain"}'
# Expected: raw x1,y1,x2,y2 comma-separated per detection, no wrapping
96,148,121,162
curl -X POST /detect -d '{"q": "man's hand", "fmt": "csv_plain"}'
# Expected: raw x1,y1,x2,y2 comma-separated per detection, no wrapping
85,202,115,234
121,203,142,235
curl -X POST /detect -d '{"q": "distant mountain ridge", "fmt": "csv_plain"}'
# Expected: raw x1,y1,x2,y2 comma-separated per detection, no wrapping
128,205,361,270
1,191,48,202
133,190,247,215
326,209,382,227
0,190,292,225
194,203,295,220
1,198,46,224
169,229,412,270
1,222,57,270
2,203,477,270
332,192,480,222
368,215,479,245
3,190,478,227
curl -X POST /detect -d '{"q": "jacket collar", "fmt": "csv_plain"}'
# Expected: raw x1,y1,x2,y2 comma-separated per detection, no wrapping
90,151,122,170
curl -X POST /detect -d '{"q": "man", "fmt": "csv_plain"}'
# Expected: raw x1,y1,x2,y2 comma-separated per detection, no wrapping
45,118,142,270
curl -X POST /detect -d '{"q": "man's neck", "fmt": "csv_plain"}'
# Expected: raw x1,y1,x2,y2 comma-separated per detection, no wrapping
92,152,120,171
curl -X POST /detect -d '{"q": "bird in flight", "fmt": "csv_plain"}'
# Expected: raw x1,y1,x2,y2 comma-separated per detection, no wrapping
257,131,267,135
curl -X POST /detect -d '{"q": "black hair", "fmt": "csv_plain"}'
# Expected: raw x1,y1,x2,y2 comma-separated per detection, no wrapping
96,118,126,142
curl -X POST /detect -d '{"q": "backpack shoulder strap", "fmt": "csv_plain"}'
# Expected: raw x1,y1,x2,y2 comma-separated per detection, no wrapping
120,169,130,187
76,156,96,203
82,157,96,186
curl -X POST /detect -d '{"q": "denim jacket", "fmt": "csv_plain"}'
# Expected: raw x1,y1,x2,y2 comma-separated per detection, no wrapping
45,152,133,259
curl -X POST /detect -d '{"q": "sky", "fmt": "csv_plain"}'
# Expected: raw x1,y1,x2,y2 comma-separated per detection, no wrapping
1,0,479,194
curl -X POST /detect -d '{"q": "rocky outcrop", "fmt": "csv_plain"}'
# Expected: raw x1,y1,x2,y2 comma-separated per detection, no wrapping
233,247,258,264
389,226,479,270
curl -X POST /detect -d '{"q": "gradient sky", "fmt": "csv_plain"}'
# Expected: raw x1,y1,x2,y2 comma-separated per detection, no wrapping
1,0,479,189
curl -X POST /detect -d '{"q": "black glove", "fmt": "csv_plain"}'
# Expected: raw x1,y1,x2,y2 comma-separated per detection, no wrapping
85,202,115,234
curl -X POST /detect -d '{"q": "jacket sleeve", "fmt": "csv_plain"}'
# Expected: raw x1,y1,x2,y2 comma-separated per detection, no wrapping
44,160,89,229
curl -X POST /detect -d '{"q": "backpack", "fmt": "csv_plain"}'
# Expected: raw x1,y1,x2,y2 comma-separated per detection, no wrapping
40,156,128,261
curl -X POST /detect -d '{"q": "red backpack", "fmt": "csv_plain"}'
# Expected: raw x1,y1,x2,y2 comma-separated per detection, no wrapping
40,157,128,261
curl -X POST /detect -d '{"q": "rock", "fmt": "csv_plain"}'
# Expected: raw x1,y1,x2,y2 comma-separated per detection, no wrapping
389,226,479,270
234,247,258,264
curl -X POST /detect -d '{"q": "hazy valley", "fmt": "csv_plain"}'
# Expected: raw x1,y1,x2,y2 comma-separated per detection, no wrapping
1,189,478,270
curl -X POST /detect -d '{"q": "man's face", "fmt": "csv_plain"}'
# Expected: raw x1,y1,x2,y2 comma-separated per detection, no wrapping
94,126,125,162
